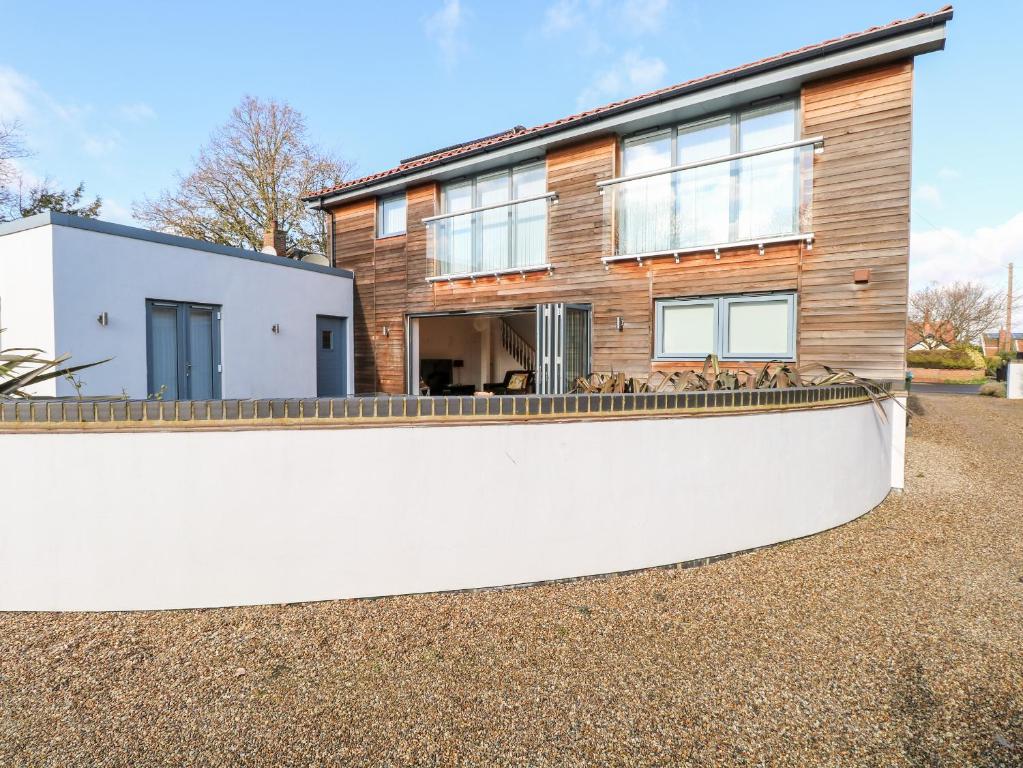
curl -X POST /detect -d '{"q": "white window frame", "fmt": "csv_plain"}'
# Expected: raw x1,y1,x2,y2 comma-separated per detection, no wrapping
377,192,407,238
653,291,797,362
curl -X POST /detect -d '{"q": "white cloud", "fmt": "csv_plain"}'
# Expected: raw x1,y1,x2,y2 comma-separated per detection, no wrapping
100,198,135,225
937,167,960,180
425,0,466,69
577,51,667,109
914,182,942,208
118,102,156,123
910,212,1023,300
621,0,669,34
0,66,34,123
543,0,585,34
83,133,120,157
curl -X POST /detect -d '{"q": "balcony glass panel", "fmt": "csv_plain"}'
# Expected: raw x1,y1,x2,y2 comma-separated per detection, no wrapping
427,196,552,278
737,104,799,241
676,118,731,247
610,142,813,257
428,162,550,279
512,164,547,268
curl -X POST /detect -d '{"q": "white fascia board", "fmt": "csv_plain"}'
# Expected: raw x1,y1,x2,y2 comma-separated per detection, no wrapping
316,23,946,207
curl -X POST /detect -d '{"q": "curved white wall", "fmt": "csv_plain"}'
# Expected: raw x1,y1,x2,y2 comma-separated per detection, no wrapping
0,401,896,611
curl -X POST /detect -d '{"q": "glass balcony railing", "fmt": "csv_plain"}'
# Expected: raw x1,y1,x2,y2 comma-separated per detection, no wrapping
600,139,818,260
425,193,555,280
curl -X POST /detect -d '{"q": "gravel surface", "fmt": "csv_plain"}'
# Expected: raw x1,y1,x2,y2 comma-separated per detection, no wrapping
2,395,1022,767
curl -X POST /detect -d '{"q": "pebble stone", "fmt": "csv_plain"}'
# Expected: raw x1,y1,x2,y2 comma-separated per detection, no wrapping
1,394,1021,766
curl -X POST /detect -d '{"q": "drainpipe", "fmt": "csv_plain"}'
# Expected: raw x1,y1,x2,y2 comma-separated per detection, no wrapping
321,195,335,269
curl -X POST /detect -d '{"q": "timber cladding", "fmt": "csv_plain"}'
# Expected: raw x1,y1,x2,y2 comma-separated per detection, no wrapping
329,60,914,394
800,61,913,381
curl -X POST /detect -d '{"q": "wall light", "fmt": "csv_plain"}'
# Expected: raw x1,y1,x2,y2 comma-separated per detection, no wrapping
96,312,109,326
271,324,280,334
615,316,625,332
382,325,390,337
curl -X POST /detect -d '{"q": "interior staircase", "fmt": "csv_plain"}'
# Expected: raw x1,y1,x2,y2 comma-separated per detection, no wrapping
500,318,535,372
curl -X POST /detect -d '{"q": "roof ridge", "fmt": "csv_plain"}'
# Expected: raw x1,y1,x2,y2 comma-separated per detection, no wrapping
305,5,953,202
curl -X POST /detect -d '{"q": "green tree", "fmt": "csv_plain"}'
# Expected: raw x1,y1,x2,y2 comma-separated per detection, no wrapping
16,181,102,219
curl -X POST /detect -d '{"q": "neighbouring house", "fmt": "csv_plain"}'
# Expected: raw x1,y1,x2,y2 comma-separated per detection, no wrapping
981,330,1023,357
0,211,354,399
305,7,952,396
906,319,955,351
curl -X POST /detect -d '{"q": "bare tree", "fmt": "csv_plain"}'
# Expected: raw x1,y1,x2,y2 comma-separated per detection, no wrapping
908,281,1004,348
0,120,28,220
133,96,352,256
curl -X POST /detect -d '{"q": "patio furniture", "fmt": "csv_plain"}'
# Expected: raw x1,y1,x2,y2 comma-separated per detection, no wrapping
484,370,535,395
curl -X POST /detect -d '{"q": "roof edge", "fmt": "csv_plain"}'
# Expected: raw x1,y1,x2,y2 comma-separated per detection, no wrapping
0,212,355,279
305,5,952,205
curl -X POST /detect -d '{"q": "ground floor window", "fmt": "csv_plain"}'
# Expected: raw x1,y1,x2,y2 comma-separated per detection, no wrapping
146,299,222,399
654,292,796,361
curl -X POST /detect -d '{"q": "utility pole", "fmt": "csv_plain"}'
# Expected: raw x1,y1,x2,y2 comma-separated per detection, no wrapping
1007,262,1014,353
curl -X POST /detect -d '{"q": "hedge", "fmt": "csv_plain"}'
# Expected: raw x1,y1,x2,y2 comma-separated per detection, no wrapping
906,349,979,369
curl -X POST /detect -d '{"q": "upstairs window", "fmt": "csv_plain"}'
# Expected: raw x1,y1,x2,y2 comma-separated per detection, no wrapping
617,100,806,256
427,161,550,277
377,193,406,238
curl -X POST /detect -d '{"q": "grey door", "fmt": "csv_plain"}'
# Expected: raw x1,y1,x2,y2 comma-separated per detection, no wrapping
316,315,347,397
146,300,221,399
536,303,591,394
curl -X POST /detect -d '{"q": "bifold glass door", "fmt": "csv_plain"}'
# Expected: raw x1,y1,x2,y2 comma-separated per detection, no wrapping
536,303,591,394
146,300,222,399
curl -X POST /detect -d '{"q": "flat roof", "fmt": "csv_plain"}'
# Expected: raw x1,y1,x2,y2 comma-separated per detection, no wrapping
0,211,355,279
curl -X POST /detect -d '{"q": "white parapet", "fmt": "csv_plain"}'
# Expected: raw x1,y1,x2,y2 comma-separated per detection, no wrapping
890,395,907,491
0,400,897,611
1007,362,1023,400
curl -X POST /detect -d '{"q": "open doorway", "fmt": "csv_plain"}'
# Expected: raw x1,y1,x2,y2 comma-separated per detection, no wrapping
408,303,591,396
409,310,537,396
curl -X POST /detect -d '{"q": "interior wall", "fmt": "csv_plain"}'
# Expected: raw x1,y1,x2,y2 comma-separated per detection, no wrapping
418,312,537,390
417,315,485,388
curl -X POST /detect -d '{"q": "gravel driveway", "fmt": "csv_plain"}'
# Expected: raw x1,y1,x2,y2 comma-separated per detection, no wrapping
1,395,1021,767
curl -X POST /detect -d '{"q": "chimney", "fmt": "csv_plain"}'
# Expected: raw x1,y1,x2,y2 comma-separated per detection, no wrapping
261,220,287,257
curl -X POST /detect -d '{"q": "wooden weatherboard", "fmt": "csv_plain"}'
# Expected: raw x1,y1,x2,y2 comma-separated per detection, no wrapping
328,60,914,394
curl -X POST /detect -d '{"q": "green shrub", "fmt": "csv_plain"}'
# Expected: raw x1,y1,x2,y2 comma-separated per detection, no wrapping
979,382,1006,398
906,348,979,370
985,356,1007,376
962,346,986,369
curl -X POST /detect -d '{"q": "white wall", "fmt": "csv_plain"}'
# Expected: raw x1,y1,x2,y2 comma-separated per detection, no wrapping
418,315,485,388
0,226,57,395
0,401,896,611
49,224,353,398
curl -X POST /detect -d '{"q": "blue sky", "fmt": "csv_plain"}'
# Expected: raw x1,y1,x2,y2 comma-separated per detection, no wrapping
1,0,1020,307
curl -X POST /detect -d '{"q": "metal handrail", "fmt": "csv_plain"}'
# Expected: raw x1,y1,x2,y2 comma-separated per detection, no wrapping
596,136,824,189
421,192,558,224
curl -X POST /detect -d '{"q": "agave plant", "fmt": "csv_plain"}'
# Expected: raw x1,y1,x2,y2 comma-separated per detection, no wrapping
573,355,901,420
1,331,109,398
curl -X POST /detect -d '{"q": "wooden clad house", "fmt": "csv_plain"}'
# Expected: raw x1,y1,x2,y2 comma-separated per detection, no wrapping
305,7,952,396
